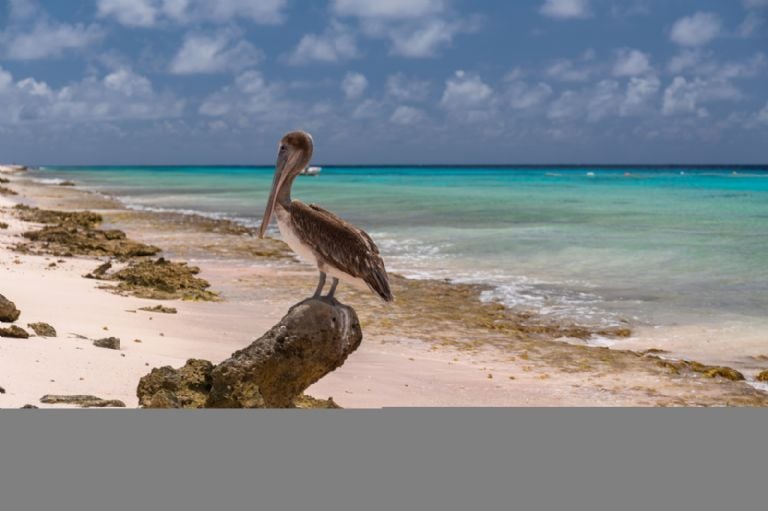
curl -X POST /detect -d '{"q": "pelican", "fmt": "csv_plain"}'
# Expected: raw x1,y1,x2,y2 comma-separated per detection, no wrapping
258,131,393,302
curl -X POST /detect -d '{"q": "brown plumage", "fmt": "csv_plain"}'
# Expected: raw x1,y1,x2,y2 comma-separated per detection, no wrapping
288,202,393,301
258,130,393,302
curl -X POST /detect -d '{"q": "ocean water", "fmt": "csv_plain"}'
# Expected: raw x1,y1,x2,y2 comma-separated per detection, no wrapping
30,165,768,331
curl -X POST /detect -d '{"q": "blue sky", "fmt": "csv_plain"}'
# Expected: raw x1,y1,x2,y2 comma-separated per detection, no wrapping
0,0,766,165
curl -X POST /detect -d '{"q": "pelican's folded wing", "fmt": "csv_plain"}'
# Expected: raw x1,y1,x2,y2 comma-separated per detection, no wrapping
288,201,393,301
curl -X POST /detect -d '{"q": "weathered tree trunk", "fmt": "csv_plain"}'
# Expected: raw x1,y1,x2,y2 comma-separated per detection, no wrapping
137,297,362,408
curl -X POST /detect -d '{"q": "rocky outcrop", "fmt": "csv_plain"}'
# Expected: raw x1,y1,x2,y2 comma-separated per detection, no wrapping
0,325,29,338
105,258,218,301
137,297,362,408
93,337,120,350
13,204,160,259
756,370,768,382
0,294,21,323
28,322,57,337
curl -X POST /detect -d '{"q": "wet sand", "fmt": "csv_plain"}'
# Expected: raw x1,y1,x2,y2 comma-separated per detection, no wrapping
1,172,767,407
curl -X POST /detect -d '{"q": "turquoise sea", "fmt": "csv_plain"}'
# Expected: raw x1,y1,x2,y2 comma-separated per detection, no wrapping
30,165,768,334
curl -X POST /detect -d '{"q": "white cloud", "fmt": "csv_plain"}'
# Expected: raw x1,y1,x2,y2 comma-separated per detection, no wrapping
0,67,183,123
200,0,287,24
97,0,287,27
341,72,368,99
390,105,425,125
662,76,741,116
1,3,102,60
332,0,445,20
756,101,768,124
539,0,591,19
546,59,592,82
2,21,102,60
670,12,722,47
440,71,493,110
288,23,359,64
389,19,467,58
739,13,764,38
621,74,660,115
667,50,767,80
199,71,298,122
386,73,431,102
586,80,623,122
332,0,475,58
170,32,263,74
612,48,652,77
97,0,157,27
506,80,553,110
547,90,581,120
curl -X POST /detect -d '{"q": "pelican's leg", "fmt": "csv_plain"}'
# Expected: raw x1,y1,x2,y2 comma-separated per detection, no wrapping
326,278,339,299
313,271,327,298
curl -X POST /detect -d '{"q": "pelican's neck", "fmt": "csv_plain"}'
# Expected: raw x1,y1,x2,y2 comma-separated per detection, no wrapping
276,172,297,207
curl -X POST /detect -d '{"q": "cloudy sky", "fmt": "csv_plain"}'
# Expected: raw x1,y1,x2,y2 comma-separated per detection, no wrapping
0,0,766,165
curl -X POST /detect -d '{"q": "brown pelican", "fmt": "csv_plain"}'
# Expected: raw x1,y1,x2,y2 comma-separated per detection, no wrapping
258,131,393,302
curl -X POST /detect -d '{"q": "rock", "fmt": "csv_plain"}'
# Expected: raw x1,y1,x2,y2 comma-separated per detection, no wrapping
0,186,18,196
111,258,218,301
0,294,21,322
13,204,102,228
756,370,768,382
19,224,160,259
0,222,8,229
0,325,29,338
656,359,745,381
21,404,38,409
138,305,178,314
0,385,5,393
136,359,214,408
59,181,76,186
0,177,9,183
28,322,57,337
137,297,362,408
93,337,120,350
293,395,341,409
84,261,112,279
39,395,126,408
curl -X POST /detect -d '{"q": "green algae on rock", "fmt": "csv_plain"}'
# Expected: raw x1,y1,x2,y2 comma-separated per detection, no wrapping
28,322,57,337
653,358,745,381
14,204,102,228
18,224,161,259
136,359,214,408
108,258,218,301
138,305,178,314
39,395,126,408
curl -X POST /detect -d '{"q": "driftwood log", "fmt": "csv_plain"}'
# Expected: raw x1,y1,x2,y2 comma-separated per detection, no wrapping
137,297,362,408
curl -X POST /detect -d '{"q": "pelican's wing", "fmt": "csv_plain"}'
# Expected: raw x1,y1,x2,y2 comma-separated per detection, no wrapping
288,201,393,302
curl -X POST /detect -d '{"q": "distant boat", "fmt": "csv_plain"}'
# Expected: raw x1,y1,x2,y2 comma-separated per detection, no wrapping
300,165,322,176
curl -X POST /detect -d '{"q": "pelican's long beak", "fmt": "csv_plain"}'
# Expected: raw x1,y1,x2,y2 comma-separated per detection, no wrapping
258,148,289,238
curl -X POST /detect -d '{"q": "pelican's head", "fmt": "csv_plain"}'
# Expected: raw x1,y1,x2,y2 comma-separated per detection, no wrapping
258,131,314,238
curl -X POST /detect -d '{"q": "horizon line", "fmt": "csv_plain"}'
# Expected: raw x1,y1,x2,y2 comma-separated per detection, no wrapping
35,163,768,169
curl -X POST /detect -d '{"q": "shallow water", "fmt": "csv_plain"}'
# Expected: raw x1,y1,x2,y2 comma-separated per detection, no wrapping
31,165,768,336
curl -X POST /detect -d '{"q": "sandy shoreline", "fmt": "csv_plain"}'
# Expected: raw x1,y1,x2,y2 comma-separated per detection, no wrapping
2,172,768,407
